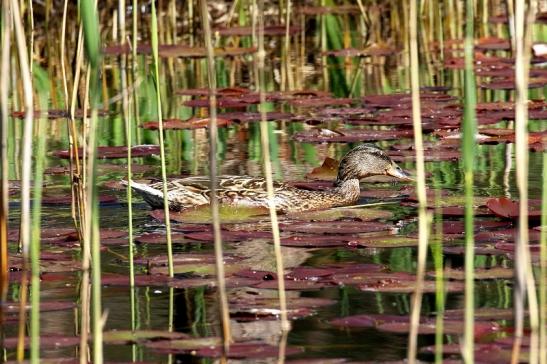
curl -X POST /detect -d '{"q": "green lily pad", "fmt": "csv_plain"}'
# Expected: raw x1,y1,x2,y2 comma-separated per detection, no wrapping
155,205,269,224
288,207,393,222
350,235,419,248
103,330,189,344
144,337,221,351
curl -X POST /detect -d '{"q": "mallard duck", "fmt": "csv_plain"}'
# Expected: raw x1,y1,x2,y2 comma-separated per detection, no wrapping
124,144,412,213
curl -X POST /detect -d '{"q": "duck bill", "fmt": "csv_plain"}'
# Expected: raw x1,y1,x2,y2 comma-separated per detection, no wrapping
386,166,414,181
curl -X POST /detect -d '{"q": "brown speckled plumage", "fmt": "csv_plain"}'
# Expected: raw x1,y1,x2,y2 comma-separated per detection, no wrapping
125,144,412,213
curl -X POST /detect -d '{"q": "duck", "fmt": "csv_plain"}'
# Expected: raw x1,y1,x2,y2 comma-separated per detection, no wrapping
124,144,412,213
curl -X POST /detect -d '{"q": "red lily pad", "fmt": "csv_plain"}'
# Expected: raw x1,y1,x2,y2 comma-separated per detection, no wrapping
280,221,393,234
377,319,500,337
356,277,464,293
141,117,232,130
1,300,76,314
292,128,414,143
427,267,514,280
54,145,160,159
3,335,80,349
218,111,293,122
279,235,357,247
185,230,272,242
306,157,339,180
215,25,301,37
41,194,118,205
103,44,256,58
486,197,542,219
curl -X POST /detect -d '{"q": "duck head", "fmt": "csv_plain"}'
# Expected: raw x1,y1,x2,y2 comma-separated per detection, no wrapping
335,144,413,186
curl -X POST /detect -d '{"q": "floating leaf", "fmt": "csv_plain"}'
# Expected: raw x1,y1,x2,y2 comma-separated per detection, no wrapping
486,197,542,218
149,205,269,224
427,267,514,280
280,221,393,234
54,145,160,159
141,117,232,130
103,330,189,344
305,157,339,180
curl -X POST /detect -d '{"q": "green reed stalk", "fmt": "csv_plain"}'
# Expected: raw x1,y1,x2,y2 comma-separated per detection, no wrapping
132,0,140,143
320,0,328,90
150,0,174,278
513,2,539,363
282,0,293,91
462,0,477,362
255,0,290,334
30,66,49,364
80,0,104,362
11,0,34,359
407,1,430,363
199,0,232,353
128,2,139,357
540,150,547,364
432,182,445,364
118,0,136,291
0,0,11,304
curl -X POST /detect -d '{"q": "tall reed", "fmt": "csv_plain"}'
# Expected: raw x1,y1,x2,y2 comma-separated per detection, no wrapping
199,0,232,353
512,1,539,363
118,0,136,292
540,150,547,364
30,65,50,364
462,0,477,362
0,0,11,304
150,0,174,278
80,0,104,362
256,0,290,334
11,0,35,359
407,0,430,362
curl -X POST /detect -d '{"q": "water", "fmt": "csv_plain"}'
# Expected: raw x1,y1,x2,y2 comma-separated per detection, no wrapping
2,3,547,362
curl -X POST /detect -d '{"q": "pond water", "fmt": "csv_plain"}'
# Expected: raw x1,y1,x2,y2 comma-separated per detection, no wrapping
2,3,547,363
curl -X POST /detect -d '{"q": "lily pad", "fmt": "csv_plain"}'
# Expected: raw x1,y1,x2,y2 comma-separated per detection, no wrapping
427,267,514,280
280,221,394,234
103,330,189,344
288,206,393,222
150,205,269,224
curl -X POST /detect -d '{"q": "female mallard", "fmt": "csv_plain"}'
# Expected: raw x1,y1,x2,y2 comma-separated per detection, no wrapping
125,144,412,213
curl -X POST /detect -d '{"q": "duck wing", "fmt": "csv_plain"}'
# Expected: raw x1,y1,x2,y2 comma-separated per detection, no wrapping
126,176,292,211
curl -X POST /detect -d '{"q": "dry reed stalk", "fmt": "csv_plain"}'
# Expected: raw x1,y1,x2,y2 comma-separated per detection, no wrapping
256,0,290,335
512,1,539,363
283,0,293,91
118,0,136,291
150,0,175,278
406,1,430,362
540,150,547,364
0,0,11,304
62,0,85,239
199,0,232,354
11,0,35,359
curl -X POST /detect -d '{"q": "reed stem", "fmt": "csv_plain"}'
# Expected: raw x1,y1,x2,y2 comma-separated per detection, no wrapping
11,0,34,359
462,0,477,362
407,1,430,362
0,0,11,304
513,1,539,363
30,67,49,364
150,0,175,278
256,0,290,334
200,0,232,353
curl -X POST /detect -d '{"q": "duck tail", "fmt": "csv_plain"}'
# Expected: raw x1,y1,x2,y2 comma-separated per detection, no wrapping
121,179,165,209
